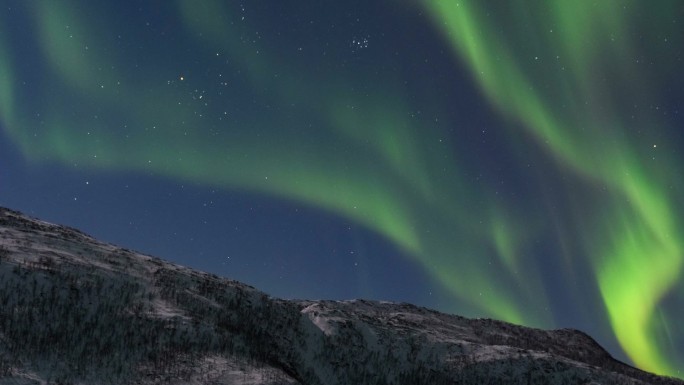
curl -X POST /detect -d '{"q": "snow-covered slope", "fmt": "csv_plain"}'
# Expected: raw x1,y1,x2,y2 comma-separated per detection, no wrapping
0,207,681,385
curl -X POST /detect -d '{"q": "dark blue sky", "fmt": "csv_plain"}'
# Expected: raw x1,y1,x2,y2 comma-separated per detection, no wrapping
1,1,683,377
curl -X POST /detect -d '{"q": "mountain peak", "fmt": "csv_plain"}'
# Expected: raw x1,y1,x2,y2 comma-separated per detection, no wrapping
0,207,681,384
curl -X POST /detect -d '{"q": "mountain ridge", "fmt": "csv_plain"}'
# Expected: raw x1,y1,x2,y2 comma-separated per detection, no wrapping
0,206,681,384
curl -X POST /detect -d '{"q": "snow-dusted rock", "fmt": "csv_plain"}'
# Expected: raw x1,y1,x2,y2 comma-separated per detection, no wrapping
0,207,681,385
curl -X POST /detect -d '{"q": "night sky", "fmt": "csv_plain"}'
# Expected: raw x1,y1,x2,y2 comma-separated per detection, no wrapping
1,0,683,377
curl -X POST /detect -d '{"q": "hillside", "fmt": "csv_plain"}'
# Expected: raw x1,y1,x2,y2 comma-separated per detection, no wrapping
0,207,681,385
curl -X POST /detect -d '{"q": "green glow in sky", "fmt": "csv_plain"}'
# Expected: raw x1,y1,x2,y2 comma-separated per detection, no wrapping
0,1,543,326
0,1,682,377
425,0,683,376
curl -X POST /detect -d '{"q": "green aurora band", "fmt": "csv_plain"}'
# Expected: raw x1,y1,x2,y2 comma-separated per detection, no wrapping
425,0,683,376
0,1,682,377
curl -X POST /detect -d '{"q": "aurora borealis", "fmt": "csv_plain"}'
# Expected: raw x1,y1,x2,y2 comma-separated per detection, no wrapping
1,0,682,377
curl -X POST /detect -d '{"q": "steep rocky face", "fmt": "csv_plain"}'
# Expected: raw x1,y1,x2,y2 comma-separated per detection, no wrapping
0,207,681,385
